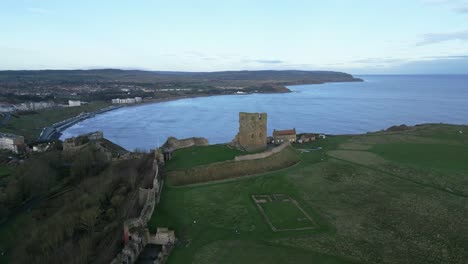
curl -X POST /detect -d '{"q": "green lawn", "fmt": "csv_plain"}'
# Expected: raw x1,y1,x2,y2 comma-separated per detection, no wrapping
0,212,34,264
164,144,246,171
371,143,468,172
148,124,468,264
0,101,110,142
0,166,11,178
260,201,315,230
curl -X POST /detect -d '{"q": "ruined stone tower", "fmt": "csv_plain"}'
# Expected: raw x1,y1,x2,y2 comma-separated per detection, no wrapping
231,112,267,151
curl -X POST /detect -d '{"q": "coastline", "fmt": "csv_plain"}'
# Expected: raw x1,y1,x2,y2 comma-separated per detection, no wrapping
53,78,364,141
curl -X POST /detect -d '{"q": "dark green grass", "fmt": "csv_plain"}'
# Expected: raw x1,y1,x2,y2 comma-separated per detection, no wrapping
0,166,11,178
371,143,468,172
192,240,355,264
164,144,245,171
149,125,468,263
0,101,110,142
260,201,315,230
0,212,34,264
166,146,299,186
148,170,331,264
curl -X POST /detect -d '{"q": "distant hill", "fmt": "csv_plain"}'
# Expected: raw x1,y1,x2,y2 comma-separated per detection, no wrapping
0,69,362,103
0,69,362,84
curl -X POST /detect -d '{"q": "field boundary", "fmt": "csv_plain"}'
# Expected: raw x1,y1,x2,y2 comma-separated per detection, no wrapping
252,194,316,232
166,146,299,186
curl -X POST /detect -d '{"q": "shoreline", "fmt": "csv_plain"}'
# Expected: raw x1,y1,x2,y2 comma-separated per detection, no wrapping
52,78,364,141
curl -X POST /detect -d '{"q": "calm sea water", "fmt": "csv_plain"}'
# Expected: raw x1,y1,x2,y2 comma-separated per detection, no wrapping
61,75,468,151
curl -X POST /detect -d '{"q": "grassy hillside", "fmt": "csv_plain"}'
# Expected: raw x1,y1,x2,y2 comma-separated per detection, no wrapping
0,69,362,84
150,124,468,264
166,146,300,186
0,101,109,142
164,145,245,171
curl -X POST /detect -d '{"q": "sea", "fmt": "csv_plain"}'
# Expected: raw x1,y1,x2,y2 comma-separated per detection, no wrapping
61,75,468,151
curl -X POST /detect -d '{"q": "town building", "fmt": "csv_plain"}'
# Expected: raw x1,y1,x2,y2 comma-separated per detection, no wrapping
111,97,142,104
14,101,55,111
68,100,82,107
0,133,25,153
273,128,297,144
298,133,317,143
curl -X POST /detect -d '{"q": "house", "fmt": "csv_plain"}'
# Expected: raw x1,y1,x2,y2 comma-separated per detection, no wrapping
0,133,25,153
298,133,316,143
68,100,82,107
111,97,141,104
272,128,296,144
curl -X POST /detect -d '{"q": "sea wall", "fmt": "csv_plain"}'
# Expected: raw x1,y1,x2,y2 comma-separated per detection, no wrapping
234,142,290,161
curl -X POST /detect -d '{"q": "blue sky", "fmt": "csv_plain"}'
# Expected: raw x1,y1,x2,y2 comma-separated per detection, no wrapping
1,0,468,74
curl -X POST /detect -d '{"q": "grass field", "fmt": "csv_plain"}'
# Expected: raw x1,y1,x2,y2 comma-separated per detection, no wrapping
371,143,468,171
0,166,11,178
164,144,245,171
0,101,110,142
149,124,468,264
259,199,315,230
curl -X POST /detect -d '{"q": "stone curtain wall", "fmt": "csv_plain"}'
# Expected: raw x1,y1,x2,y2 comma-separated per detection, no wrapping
167,145,300,186
111,154,176,264
162,137,208,152
234,142,290,161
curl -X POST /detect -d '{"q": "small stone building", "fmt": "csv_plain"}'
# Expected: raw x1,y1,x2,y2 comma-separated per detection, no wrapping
68,100,81,107
63,131,104,151
273,128,297,144
298,133,316,143
0,132,25,153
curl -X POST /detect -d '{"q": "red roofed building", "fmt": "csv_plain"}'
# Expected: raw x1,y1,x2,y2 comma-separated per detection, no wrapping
272,128,297,144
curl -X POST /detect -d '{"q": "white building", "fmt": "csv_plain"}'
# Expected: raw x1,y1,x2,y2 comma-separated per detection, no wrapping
111,97,142,104
0,133,25,153
14,101,55,111
68,100,82,107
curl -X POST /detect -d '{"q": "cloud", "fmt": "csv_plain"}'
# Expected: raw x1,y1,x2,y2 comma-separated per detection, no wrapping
425,54,468,59
417,29,468,45
454,6,468,12
423,0,468,14
27,7,50,14
242,59,285,64
352,58,405,64
255,59,284,64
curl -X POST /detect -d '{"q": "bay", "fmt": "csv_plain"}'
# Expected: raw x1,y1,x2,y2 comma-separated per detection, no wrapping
61,75,468,151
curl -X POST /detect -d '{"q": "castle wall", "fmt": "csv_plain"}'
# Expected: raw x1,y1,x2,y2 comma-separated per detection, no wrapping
234,142,290,161
162,137,208,152
111,153,175,264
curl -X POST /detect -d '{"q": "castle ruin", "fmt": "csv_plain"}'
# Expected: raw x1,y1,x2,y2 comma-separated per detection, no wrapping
232,112,267,151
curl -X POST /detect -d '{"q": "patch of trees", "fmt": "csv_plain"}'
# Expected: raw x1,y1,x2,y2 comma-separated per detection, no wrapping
0,145,155,263
0,144,109,222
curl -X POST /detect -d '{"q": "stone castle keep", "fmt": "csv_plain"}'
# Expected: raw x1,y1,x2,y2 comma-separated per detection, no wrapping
232,112,267,151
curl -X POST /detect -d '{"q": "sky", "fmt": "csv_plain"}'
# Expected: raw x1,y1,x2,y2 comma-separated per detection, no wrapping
1,0,468,74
